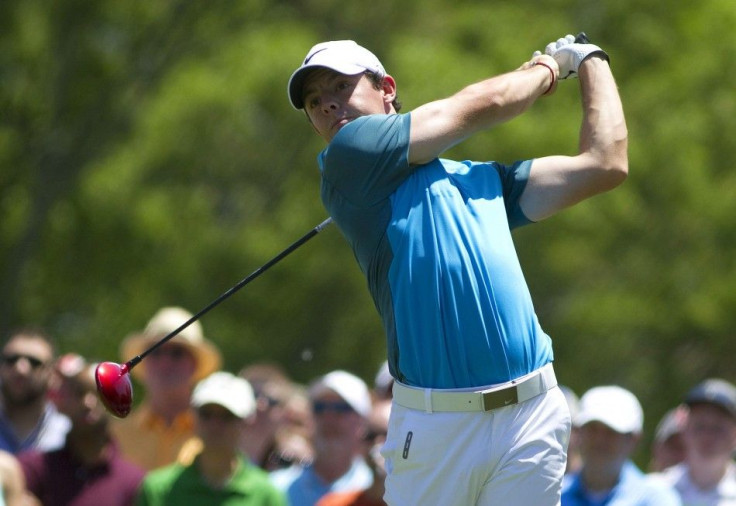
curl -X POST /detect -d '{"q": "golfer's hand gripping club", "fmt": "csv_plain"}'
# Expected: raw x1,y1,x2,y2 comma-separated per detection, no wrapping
532,32,609,80
549,32,609,79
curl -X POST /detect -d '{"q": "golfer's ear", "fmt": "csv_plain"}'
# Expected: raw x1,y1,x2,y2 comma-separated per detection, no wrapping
381,75,397,110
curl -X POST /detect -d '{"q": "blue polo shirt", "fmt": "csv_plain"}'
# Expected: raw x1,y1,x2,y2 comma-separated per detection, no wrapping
319,113,553,389
269,458,372,506
562,460,682,505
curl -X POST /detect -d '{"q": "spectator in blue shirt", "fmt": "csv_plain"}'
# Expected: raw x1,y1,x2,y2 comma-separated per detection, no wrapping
562,385,682,506
270,370,373,506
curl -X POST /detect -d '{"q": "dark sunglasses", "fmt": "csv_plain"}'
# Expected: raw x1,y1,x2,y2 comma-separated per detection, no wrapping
1,354,47,369
313,400,354,415
149,346,191,360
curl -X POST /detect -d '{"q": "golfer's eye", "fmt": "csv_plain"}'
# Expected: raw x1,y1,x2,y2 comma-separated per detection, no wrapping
306,96,320,109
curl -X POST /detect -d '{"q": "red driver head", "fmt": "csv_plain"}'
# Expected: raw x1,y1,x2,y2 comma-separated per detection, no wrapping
94,361,133,418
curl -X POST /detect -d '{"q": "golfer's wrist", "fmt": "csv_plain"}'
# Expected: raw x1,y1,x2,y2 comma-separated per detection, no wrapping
532,61,556,95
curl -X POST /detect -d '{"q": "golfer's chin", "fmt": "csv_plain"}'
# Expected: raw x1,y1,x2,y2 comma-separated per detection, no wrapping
325,118,353,142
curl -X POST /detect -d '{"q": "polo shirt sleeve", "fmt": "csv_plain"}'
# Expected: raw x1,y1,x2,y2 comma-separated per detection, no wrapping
319,113,411,207
491,159,533,229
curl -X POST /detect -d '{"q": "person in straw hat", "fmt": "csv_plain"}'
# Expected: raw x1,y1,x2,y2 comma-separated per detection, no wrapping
110,307,221,471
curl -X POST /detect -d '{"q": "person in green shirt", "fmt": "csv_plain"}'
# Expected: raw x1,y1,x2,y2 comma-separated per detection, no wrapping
136,371,287,506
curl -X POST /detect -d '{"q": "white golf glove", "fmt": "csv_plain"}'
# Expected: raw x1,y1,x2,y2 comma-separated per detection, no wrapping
537,34,609,79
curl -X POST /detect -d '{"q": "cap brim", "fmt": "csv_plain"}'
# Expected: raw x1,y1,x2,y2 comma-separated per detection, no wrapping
287,63,368,110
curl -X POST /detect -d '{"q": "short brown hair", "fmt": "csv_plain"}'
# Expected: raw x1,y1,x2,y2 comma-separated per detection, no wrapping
365,71,402,112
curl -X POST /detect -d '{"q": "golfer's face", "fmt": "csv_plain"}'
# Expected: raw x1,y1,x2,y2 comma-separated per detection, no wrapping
302,69,388,142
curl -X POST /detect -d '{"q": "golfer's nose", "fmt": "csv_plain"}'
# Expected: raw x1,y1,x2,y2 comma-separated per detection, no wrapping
320,95,339,114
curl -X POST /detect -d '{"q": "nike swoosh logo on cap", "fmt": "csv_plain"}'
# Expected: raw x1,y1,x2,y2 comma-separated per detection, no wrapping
304,48,328,65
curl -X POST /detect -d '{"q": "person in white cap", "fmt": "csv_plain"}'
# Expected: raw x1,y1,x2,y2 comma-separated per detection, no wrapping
110,306,222,471
137,371,286,506
287,33,628,505
561,385,681,505
270,370,373,506
316,396,392,506
656,378,736,505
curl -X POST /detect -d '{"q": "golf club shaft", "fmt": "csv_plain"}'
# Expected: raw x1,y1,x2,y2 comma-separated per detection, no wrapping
125,217,334,370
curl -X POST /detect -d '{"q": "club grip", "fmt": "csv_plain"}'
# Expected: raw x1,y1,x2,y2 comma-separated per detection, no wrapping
575,32,591,44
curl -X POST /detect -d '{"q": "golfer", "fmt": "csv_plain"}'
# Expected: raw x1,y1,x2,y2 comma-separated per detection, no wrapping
287,34,627,505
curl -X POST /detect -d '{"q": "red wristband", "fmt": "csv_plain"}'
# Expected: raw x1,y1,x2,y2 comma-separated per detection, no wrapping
533,61,556,95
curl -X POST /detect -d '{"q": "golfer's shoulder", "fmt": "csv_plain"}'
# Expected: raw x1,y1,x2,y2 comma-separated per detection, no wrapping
327,114,408,157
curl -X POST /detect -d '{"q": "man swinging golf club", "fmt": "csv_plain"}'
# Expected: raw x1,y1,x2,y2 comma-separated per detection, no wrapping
287,33,628,505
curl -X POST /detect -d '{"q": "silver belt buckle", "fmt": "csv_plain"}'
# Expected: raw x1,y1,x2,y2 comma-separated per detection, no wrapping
481,385,519,411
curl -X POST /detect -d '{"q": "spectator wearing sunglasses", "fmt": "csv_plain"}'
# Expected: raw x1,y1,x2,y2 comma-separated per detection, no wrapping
270,370,373,506
110,307,221,471
0,329,70,454
317,397,392,506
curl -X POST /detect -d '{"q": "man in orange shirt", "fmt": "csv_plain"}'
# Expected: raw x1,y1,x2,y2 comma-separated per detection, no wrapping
110,307,221,471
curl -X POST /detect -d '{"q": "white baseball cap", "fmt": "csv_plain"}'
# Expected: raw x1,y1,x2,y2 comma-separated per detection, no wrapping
191,371,256,419
288,40,386,110
309,370,371,418
575,385,643,434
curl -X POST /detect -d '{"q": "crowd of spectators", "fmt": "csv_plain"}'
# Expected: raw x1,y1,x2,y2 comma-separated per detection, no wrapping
1,308,735,505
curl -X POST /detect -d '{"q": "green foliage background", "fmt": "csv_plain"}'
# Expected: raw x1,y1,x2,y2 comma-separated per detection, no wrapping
2,0,735,465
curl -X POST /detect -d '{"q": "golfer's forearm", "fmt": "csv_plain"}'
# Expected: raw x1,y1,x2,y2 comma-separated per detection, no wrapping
578,57,628,177
408,67,550,164
455,65,551,126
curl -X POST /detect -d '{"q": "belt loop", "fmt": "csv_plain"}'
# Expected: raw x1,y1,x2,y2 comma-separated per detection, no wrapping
424,389,433,413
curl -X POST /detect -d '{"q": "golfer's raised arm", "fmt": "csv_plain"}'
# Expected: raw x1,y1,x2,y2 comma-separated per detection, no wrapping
519,56,628,222
407,56,558,166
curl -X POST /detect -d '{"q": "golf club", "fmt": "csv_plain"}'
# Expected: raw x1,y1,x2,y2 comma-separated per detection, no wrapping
95,217,333,418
